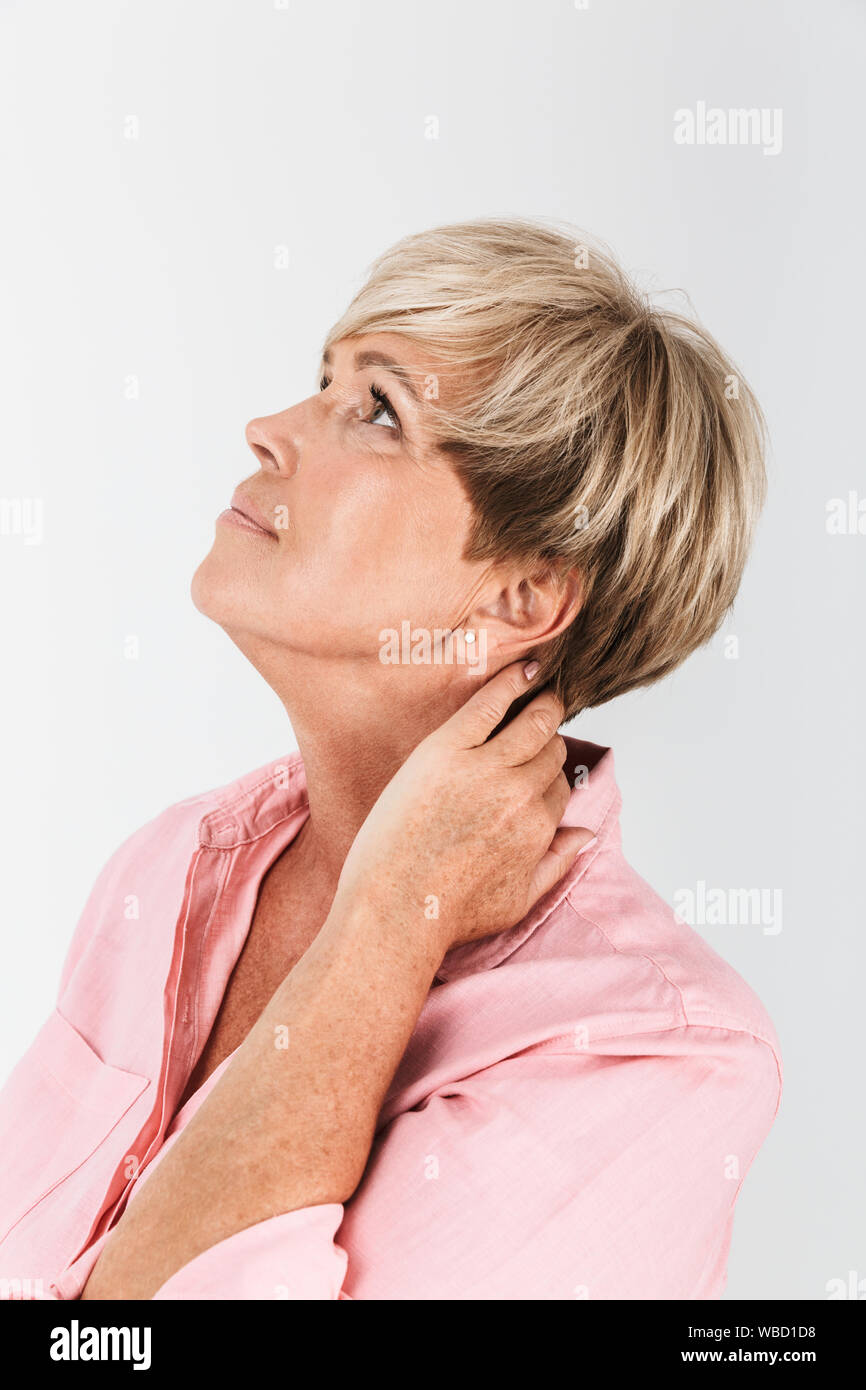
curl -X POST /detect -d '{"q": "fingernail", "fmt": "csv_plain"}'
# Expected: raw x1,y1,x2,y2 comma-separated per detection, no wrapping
578,834,598,855
524,660,540,680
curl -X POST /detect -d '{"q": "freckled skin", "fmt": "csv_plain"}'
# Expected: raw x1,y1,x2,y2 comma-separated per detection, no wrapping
179,332,585,1100
79,335,588,1300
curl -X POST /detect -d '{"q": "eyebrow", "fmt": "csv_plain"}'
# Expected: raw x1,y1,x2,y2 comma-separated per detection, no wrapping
321,347,421,404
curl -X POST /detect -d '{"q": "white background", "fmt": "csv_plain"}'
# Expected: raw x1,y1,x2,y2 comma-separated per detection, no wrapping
1,0,863,1299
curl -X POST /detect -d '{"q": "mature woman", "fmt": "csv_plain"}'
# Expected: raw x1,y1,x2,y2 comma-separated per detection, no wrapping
0,219,781,1301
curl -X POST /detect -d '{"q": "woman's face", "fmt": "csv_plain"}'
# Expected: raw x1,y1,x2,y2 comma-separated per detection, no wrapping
192,333,491,669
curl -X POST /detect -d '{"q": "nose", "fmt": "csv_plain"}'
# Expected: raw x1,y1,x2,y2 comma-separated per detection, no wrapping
245,410,301,476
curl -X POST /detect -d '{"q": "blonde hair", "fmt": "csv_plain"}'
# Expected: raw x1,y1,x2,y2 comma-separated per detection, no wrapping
324,218,767,718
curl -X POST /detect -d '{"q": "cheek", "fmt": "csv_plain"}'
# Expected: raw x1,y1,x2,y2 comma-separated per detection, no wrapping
294,499,468,640
299,470,425,576
262,458,477,638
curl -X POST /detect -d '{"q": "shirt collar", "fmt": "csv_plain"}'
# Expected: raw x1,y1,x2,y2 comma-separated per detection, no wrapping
194,735,621,982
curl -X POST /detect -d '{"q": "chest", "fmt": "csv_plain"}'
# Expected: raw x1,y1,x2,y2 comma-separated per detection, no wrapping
177,856,331,1108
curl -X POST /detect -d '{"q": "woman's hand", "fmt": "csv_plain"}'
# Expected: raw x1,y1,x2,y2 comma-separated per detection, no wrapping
78,661,594,1300
332,660,594,955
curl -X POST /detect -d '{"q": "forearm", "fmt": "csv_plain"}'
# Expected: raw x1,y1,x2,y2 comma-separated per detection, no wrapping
80,894,443,1300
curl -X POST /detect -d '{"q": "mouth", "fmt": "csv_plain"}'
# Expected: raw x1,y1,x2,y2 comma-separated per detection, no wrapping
217,490,279,539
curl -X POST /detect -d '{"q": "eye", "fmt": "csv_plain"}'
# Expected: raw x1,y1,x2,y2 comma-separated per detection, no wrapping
367,384,400,432
318,372,401,434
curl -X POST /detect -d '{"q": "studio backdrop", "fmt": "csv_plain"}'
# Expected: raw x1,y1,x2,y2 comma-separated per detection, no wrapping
1,0,863,1302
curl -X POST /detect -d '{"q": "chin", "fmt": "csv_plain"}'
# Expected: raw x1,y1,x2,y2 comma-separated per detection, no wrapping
190,547,251,628
190,550,284,656
190,549,219,619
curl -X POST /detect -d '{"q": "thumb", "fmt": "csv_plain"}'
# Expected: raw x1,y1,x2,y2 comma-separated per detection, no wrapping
527,826,597,908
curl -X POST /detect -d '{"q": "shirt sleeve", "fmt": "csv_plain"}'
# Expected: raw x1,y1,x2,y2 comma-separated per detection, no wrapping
151,1205,347,1300
148,1026,781,1300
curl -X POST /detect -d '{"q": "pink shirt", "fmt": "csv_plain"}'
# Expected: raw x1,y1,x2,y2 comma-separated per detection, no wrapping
0,738,782,1300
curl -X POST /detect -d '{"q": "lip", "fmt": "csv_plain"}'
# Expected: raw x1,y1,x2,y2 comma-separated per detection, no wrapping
217,489,279,539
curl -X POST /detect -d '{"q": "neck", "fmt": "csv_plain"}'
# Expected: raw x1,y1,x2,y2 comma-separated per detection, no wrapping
258,648,477,891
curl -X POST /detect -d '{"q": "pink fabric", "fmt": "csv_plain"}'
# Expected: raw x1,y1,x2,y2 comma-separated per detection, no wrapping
0,740,782,1300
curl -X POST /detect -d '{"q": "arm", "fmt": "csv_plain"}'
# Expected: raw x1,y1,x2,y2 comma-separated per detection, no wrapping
81,660,593,1300
333,1030,782,1301
93,1026,782,1301
81,893,441,1301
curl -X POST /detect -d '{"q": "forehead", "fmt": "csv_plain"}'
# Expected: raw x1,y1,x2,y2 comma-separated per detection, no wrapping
323,331,468,411
323,331,438,369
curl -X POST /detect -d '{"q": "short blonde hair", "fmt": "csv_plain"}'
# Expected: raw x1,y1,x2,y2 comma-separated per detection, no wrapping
324,218,767,718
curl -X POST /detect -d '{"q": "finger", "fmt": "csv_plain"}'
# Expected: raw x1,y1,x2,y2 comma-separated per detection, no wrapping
526,826,596,907
487,689,565,765
439,659,541,749
522,734,568,790
542,769,572,824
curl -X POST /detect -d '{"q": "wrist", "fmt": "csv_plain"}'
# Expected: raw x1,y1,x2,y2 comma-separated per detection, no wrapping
323,884,448,978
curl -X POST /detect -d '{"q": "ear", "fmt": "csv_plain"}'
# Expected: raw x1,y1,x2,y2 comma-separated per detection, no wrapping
467,560,584,660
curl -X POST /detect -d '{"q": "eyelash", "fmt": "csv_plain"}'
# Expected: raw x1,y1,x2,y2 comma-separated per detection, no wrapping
318,375,401,435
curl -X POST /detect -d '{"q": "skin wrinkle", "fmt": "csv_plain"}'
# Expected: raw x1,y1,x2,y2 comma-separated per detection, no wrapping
190,330,582,889
76,327,592,1298
70,222,771,1300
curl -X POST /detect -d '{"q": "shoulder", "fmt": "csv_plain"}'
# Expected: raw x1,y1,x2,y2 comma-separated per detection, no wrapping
512,838,783,1116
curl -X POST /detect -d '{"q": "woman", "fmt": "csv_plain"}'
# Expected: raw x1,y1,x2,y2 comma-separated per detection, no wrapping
0,219,781,1301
